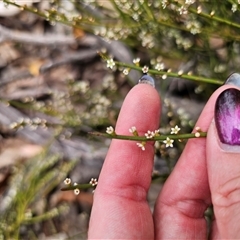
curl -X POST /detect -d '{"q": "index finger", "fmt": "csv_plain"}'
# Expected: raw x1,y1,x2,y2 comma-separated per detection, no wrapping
88,82,161,239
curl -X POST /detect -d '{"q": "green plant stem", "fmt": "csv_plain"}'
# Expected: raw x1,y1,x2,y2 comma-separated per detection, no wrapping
23,207,65,224
3,0,75,29
3,1,47,19
109,0,129,20
61,183,92,191
90,131,207,142
189,7,240,29
139,0,156,21
115,61,223,85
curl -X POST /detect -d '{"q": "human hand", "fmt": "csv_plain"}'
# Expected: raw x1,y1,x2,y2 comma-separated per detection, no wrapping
88,73,240,239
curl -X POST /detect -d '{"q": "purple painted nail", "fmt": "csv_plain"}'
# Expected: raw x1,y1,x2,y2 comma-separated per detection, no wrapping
215,88,240,145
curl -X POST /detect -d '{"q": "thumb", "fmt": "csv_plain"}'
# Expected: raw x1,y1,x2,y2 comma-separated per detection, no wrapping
207,87,240,239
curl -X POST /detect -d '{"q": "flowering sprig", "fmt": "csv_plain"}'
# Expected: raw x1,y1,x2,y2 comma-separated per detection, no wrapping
9,117,48,130
90,127,207,151
91,126,207,143
61,177,98,192
116,60,222,85
188,6,240,29
97,49,223,85
100,55,223,85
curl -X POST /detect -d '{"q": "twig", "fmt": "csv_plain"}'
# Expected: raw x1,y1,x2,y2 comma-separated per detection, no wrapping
0,24,76,45
40,49,98,73
113,60,223,85
89,131,207,141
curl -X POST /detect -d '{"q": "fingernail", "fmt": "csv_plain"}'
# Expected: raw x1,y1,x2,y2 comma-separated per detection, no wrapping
215,88,240,145
224,73,240,87
138,74,155,88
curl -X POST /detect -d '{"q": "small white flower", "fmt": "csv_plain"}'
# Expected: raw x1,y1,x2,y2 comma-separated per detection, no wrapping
145,130,155,139
195,132,201,138
64,178,71,185
197,6,202,14
106,126,114,134
74,188,80,195
194,126,202,137
89,178,98,186
163,137,174,148
186,20,201,35
170,125,181,134
133,58,140,64
161,0,168,9
185,0,195,5
162,74,167,79
155,63,165,71
9,122,18,129
129,126,137,133
142,66,149,73
123,68,129,75
178,70,184,76
232,4,237,12
106,58,115,69
136,142,146,151
132,13,139,21
195,126,201,131
210,10,215,16
154,129,160,135
178,6,188,15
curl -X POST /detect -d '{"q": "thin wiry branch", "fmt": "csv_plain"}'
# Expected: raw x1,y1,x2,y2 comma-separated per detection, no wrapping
0,24,76,45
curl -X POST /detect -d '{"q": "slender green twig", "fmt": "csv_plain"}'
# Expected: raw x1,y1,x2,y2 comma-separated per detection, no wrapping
109,0,131,21
100,52,223,85
189,7,240,29
115,61,223,85
23,207,66,224
61,183,92,191
139,0,156,21
2,0,85,29
90,131,207,142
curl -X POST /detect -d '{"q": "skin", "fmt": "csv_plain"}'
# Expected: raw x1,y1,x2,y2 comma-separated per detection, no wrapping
88,83,240,239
